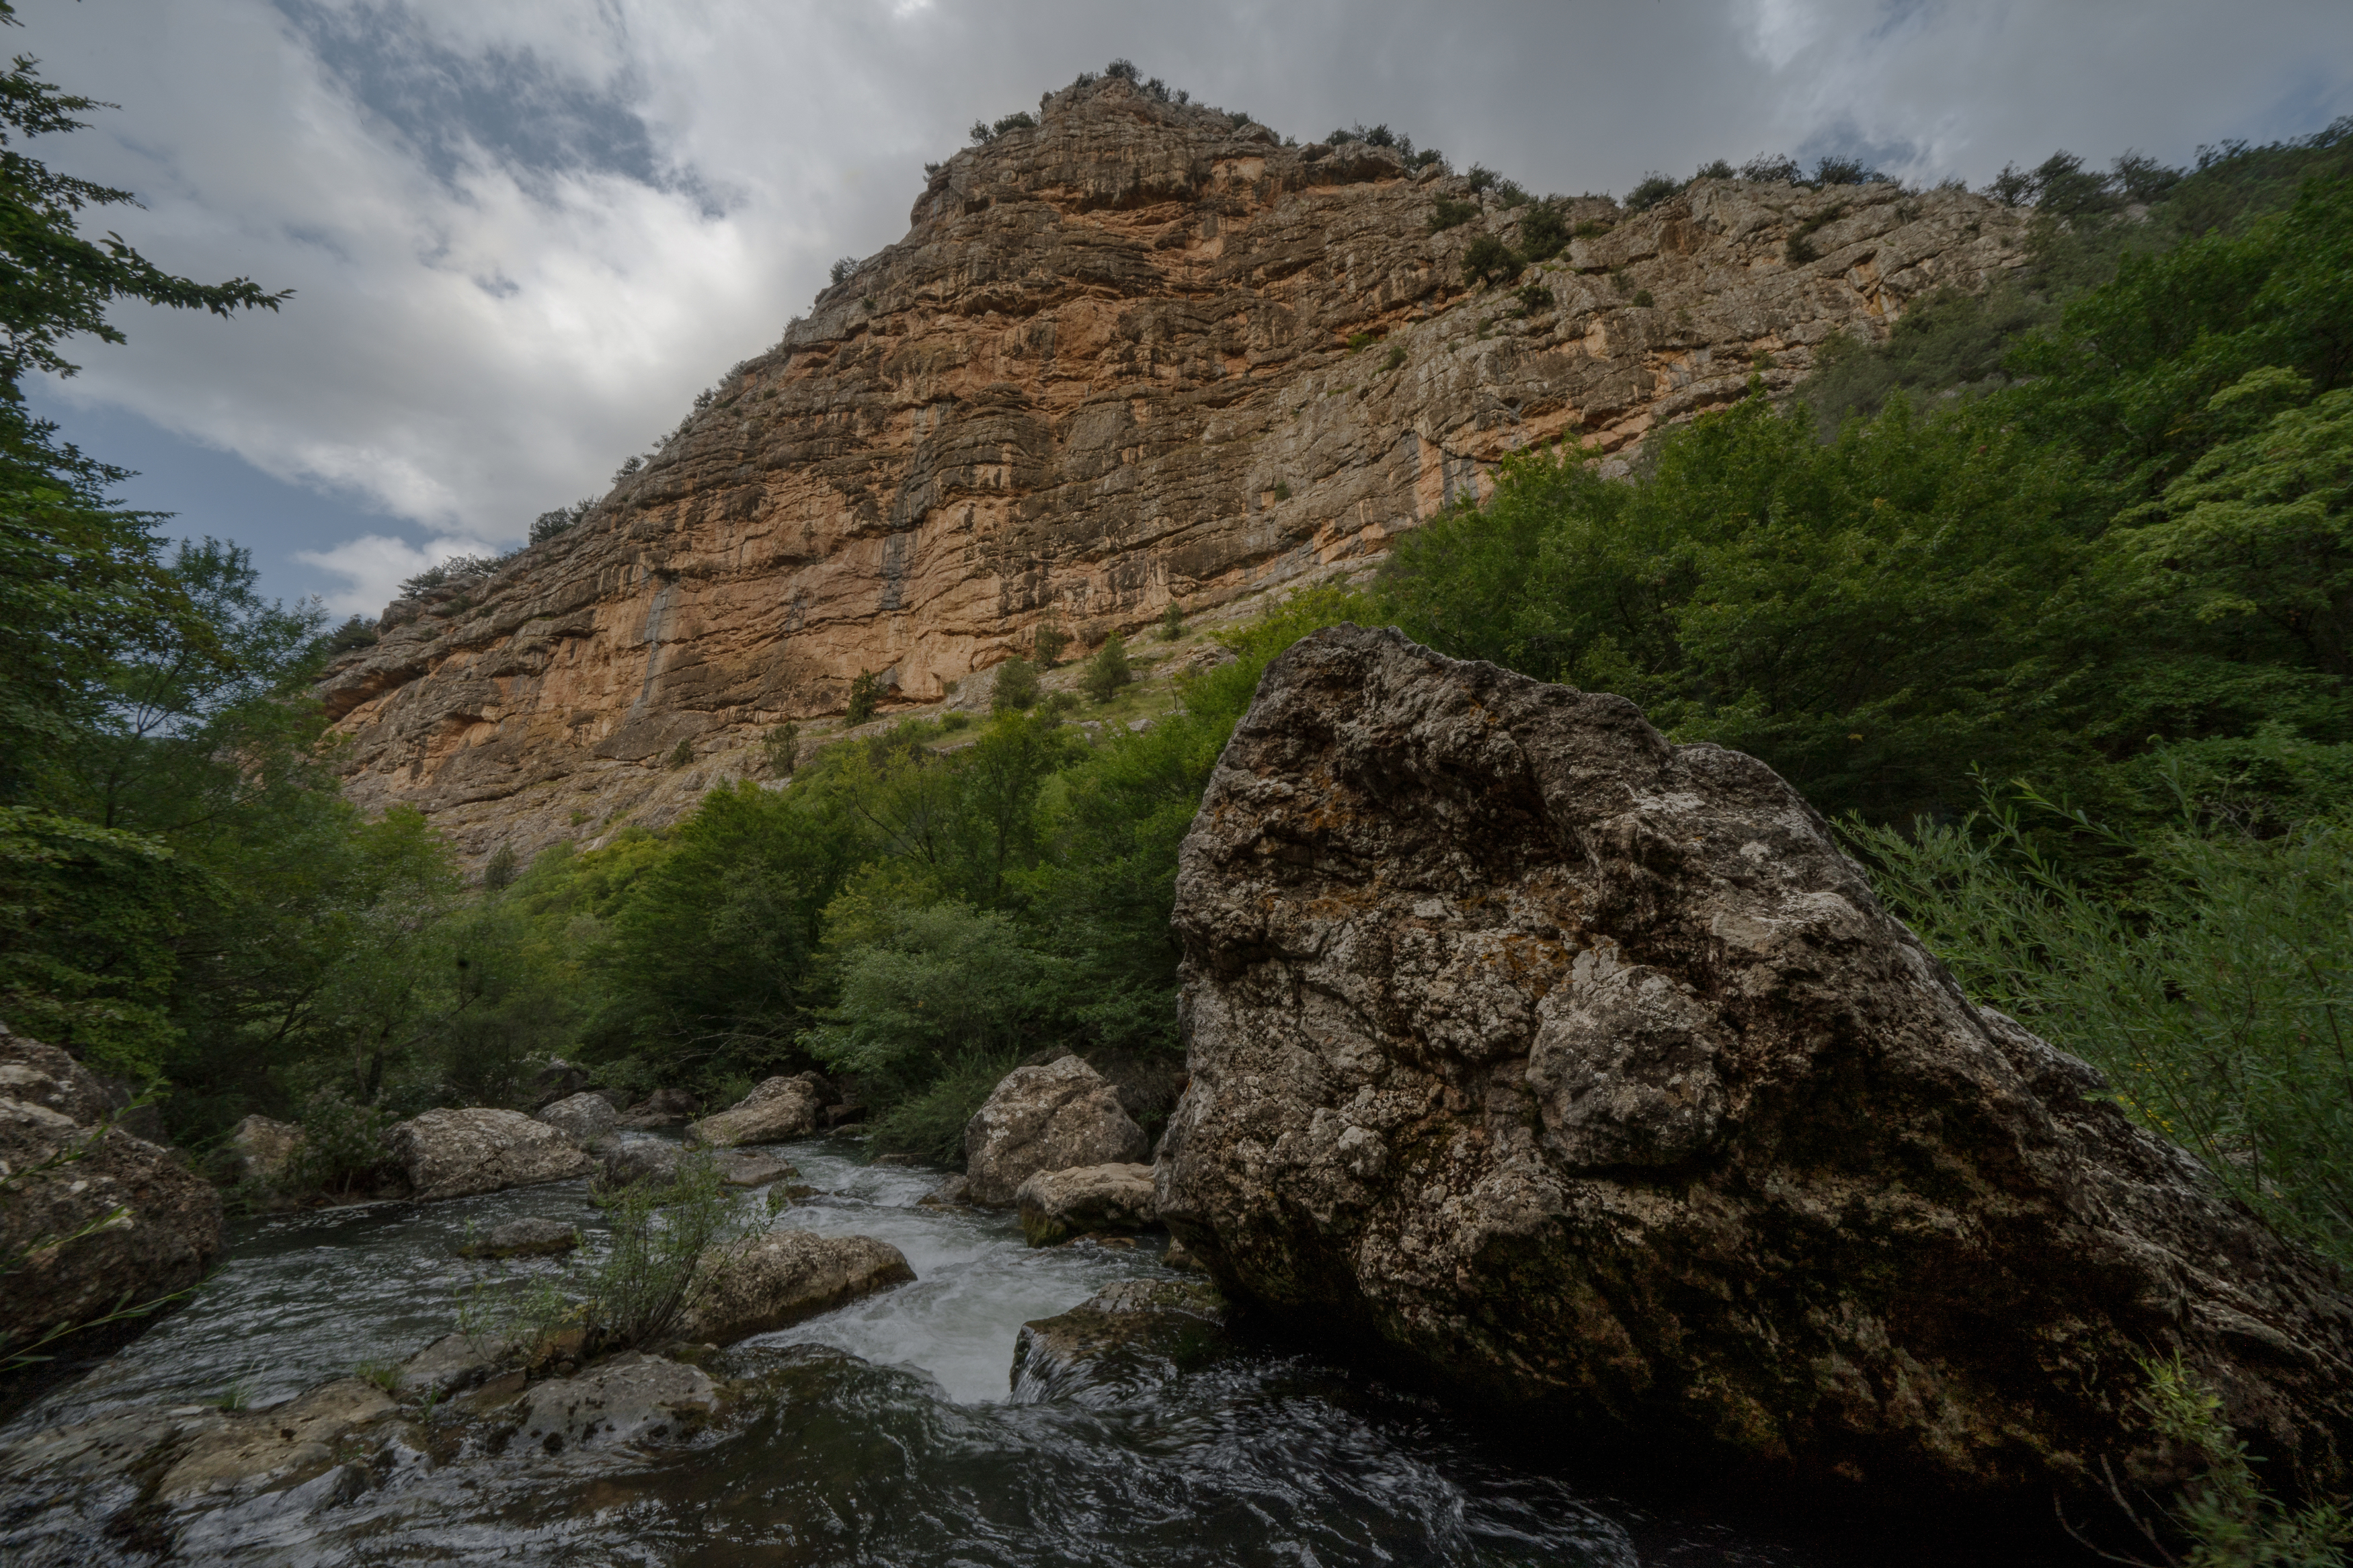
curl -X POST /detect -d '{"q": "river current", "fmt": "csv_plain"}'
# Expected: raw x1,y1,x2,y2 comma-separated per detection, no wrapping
1,1137,1823,1567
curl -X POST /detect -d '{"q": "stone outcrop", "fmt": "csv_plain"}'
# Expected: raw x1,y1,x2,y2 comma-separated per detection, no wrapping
1008,1278,1233,1404
153,1378,395,1503
514,1352,719,1452
0,1025,223,1360
383,1107,595,1201
963,1056,1148,1206
315,75,2026,870
592,1139,797,1190
679,1229,915,1346
457,1216,579,1259
685,1075,824,1147
1156,624,2353,1512
1015,1162,1158,1246
225,1114,303,1188
536,1090,619,1145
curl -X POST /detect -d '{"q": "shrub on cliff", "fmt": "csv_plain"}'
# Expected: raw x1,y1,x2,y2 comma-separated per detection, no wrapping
990,656,1040,712
1079,635,1133,703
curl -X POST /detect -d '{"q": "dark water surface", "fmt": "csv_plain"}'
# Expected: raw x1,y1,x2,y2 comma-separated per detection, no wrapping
1,1139,1822,1567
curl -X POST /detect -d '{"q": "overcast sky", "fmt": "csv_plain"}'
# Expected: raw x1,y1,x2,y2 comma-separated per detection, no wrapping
26,0,2353,616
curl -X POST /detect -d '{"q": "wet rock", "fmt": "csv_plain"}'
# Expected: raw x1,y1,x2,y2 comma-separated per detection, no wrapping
871,1152,919,1167
594,1140,795,1190
1159,624,2353,1511
1016,1163,1158,1247
615,1087,700,1128
822,1102,867,1130
528,1059,590,1110
153,1378,395,1502
396,1331,514,1399
514,1353,717,1452
963,1056,1146,1206
458,1216,578,1259
225,1114,303,1188
384,1107,594,1202
1010,1279,1234,1404
0,1026,223,1361
0,1401,228,1487
534,1091,617,1146
715,1150,797,1188
1161,1235,1207,1272
680,1230,916,1346
917,1174,971,1208
686,1075,823,1147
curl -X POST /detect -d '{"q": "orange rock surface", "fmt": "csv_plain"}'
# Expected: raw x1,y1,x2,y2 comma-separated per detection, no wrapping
321,75,2026,864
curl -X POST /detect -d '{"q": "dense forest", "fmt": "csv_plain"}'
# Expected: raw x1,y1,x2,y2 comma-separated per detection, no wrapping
4,13,2348,1288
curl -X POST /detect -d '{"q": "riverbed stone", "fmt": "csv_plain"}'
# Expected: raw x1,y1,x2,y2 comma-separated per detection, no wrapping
459,1216,579,1259
0,1402,229,1487
153,1377,395,1502
1010,1279,1234,1403
384,1107,594,1201
594,1139,797,1191
962,1057,1146,1206
514,1353,718,1452
616,1087,701,1128
1158,624,2353,1513
686,1075,824,1147
0,1026,224,1362
680,1229,915,1346
226,1114,304,1188
397,1331,514,1398
534,1091,617,1146
1016,1163,1158,1246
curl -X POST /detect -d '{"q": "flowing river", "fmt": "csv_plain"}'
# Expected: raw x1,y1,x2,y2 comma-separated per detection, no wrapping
0,1137,1821,1567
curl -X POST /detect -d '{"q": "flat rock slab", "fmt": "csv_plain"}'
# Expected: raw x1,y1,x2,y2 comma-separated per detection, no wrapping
459,1216,579,1259
686,1076,823,1147
1159,624,2353,1512
962,1056,1146,1206
680,1230,915,1346
386,1108,594,1202
0,1403,229,1488
397,1331,515,1399
1010,1280,1234,1404
534,1091,617,1146
593,1140,796,1190
1016,1163,1158,1246
515,1354,717,1453
154,1378,395,1503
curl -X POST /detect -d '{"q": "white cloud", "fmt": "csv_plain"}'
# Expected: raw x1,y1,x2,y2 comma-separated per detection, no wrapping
295,530,503,616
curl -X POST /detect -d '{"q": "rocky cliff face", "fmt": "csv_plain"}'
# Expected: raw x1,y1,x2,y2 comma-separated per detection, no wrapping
1155,626,2353,1516
321,75,2026,863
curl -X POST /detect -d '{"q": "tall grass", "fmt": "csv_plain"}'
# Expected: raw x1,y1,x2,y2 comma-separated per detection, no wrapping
1849,779,2353,1266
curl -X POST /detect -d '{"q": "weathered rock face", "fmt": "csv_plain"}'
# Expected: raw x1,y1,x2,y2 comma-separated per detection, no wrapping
536,1090,619,1146
685,1075,824,1147
516,1353,719,1452
1156,625,2353,1512
1016,1162,1158,1246
680,1229,915,1346
385,1108,595,1201
963,1056,1148,1206
317,75,2026,869
225,1114,303,1188
0,1026,223,1360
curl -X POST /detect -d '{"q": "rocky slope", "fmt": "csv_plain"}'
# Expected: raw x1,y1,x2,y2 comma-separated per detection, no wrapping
1156,625,2353,1516
320,74,2026,865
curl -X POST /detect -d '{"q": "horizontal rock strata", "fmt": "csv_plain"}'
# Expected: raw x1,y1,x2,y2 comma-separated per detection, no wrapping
317,76,2025,868
1156,624,2353,1514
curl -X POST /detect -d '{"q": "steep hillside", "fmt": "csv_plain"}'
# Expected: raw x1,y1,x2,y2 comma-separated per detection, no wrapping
320,73,2026,864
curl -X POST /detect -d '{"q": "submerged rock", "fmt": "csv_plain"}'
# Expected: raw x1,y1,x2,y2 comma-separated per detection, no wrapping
680,1229,915,1346
1158,624,2353,1512
0,1024,223,1362
514,1353,718,1452
384,1108,594,1201
1010,1279,1234,1403
153,1377,395,1503
1016,1163,1158,1246
962,1056,1146,1206
686,1075,824,1147
397,1331,514,1399
535,1091,618,1146
458,1216,578,1259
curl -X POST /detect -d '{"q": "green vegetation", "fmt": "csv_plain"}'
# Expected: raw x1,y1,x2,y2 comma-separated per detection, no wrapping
1033,617,1069,668
845,669,882,725
1624,171,1679,211
1080,634,1134,702
1426,198,1478,232
991,656,1040,712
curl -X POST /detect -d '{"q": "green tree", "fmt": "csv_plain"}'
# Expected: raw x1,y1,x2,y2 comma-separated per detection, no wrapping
1079,632,1132,702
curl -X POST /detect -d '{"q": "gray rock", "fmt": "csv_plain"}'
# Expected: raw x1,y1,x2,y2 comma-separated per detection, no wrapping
459,1216,578,1259
680,1229,915,1346
514,1352,717,1452
1016,1162,1157,1246
962,1057,1146,1206
1010,1279,1233,1404
0,1402,228,1487
153,1378,395,1502
615,1087,700,1128
396,1330,514,1399
686,1075,823,1147
384,1107,594,1201
594,1140,795,1190
917,1174,970,1208
1158,624,2353,1510
534,1091,617,1146
225,1114,304,1188
0,1027,223,1360
715,1149,796,1188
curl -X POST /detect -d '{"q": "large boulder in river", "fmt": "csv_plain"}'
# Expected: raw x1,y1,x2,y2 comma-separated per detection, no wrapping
686,1075,823,1147
0,1025,223,1361
225,1114,303,1188
679,1229,914,1345
384,1107,594,1201
1016,1163,1158,1247
962,1057,1146,1206
1156,626,2353,1515
535,1090,618,1146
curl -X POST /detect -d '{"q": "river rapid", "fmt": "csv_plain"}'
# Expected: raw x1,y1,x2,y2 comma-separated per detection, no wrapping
0,1137,1821,1567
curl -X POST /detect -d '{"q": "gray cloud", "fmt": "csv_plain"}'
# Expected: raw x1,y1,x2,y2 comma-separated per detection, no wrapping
24,0,2353,613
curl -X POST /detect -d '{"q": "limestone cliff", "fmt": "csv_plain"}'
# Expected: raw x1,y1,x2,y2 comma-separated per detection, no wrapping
321,75,2027,863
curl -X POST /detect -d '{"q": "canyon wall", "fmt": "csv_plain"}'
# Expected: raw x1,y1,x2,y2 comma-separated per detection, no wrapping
320,75,2027,863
